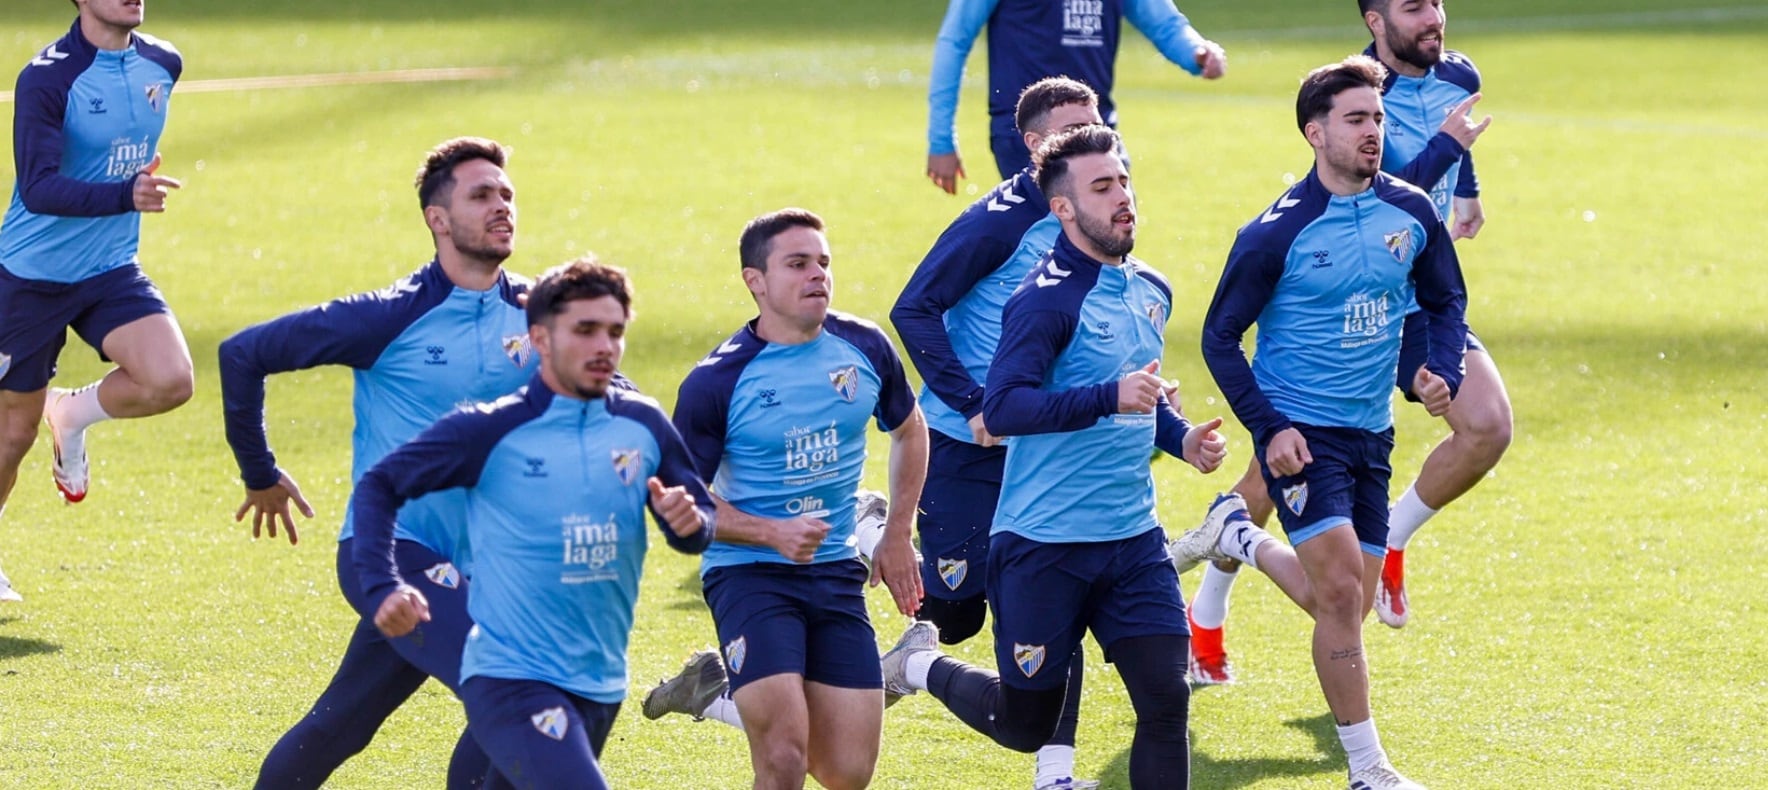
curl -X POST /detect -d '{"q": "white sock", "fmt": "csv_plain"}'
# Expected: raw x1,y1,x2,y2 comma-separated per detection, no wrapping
1336,717,1387,773
1189,563,1238,629
51,383,111,435
1217,518,1275,570
1387,486,1439,551
904,649,938,691
700,692,744,730
1034,744,1077,786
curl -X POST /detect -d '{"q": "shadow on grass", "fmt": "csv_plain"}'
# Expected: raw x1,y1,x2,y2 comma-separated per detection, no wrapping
0,631,63,661
1095,712,1339,788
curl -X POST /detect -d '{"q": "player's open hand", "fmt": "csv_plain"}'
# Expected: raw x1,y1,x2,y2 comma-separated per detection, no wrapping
772,515,831,564
1194,41,1228,79
235,470,315,546
1413,367,1454,417
927,152,966,195
648,477,704,538
132,153,182,213
869,529,923,617
1265,427,1313,478
1117,361,1163,414
1438,92,1492,152
373,584,430,638
1182,417,1228,474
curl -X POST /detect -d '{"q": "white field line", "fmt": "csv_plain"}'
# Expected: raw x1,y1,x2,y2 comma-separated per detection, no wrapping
0,65,515,103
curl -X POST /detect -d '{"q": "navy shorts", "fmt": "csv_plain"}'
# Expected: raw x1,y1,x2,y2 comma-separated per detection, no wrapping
0,263,170,392
1256,424,1395,557
918,432,1004,601
987,527,1187,692
460,676,620,790
1396,310,1484,402
336,538,474,689
702,559,881,692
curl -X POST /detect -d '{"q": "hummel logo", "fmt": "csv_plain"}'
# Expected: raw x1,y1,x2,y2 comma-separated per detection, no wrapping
1310,250,1332,269
1033,259,1073,288
424,345,447,365
986,185,1027,213
1260,193,1301,224
523,456,548,478
87,98,106,114
30,44,69,67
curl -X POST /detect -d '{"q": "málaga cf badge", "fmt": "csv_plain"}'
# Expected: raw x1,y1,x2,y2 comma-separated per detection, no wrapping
828,365,858,403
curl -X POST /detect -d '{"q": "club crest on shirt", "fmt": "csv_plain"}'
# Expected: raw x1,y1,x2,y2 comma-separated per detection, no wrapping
423,562,460,590
611,448,642,485
530,707,569,741
502,333,533,368
144,82,165,113
1145,300,1166,329
938,558,968,591
1384,228,1415,263
0,353,11,380
1282,482,1309,516
828,365,859,403
724,636,748,675
1014,643,1046,678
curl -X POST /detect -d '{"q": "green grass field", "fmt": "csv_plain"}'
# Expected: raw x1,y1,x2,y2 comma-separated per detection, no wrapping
2,1,1765,787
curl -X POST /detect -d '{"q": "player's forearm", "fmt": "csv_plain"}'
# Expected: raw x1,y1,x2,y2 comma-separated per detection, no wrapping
1392,133,1465,193
19,171,136,217
1201,331,1289,447
981,379,1115,436
216,335,280,490
1153,394,1192,458
707,495,790,549
891,301,984,418
886,410,930,539
926,0,991,153
1127,0,1207,74
349,473,409,607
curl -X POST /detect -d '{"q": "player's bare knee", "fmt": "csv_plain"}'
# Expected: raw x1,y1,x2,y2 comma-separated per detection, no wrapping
1312,573,1365,620
0,415,40,460
808,755,875,790
754,738,808,783
140,367,195,413
1452,397,1512,466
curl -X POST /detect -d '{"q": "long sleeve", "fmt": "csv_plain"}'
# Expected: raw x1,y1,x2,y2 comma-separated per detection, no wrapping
1123,0,1208,75
1410,221,1469,396
217,296,402,490
1200,245,1290,446
982,306,1114,436
927,0,999,155
12,72,135,217
351,415,491,615
646,415,718,555
1390,132,1467,195
890,230,1015,420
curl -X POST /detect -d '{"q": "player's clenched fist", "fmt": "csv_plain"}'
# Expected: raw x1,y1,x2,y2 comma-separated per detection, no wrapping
648,477,704,537
373,584,430,638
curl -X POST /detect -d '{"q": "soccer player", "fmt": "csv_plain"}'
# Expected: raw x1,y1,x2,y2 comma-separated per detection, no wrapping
890,76,1107,790
0,0,192,601
924,0,1227,193
671,209,928,790
881,125,1229,790
1181,0,1506,680
358,258,714,789
1189,55,1468,788
219,137,533,788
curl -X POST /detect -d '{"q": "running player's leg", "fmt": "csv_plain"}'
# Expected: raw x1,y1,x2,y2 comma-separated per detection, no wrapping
375,540,485,786
48,269,192,501
1092,528,1193,787
0,267,75,518
915,434,1001,645
462,677,613,790
705,563,817,787
255,616,429,789
800,560,884,790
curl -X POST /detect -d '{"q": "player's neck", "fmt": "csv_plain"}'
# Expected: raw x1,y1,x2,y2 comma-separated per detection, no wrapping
1063,230,1125,267
752,312,823,346
79,16,134,52
436,251,504,291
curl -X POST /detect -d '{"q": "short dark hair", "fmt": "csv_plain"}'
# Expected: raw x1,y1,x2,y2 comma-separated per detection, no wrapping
414,137,508,210
1031,124,1121,200
1357,0,1387,15
738,208,825,272
526,254,632,327
1014,76,1098,135
1295,55,1388,134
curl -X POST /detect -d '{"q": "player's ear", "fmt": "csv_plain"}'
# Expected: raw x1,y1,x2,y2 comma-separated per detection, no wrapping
1048,193,1074,222
740,266,764,298
1303,119,1326,150
1365,10,1385,40
528,321,551,358
423,205,448,237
